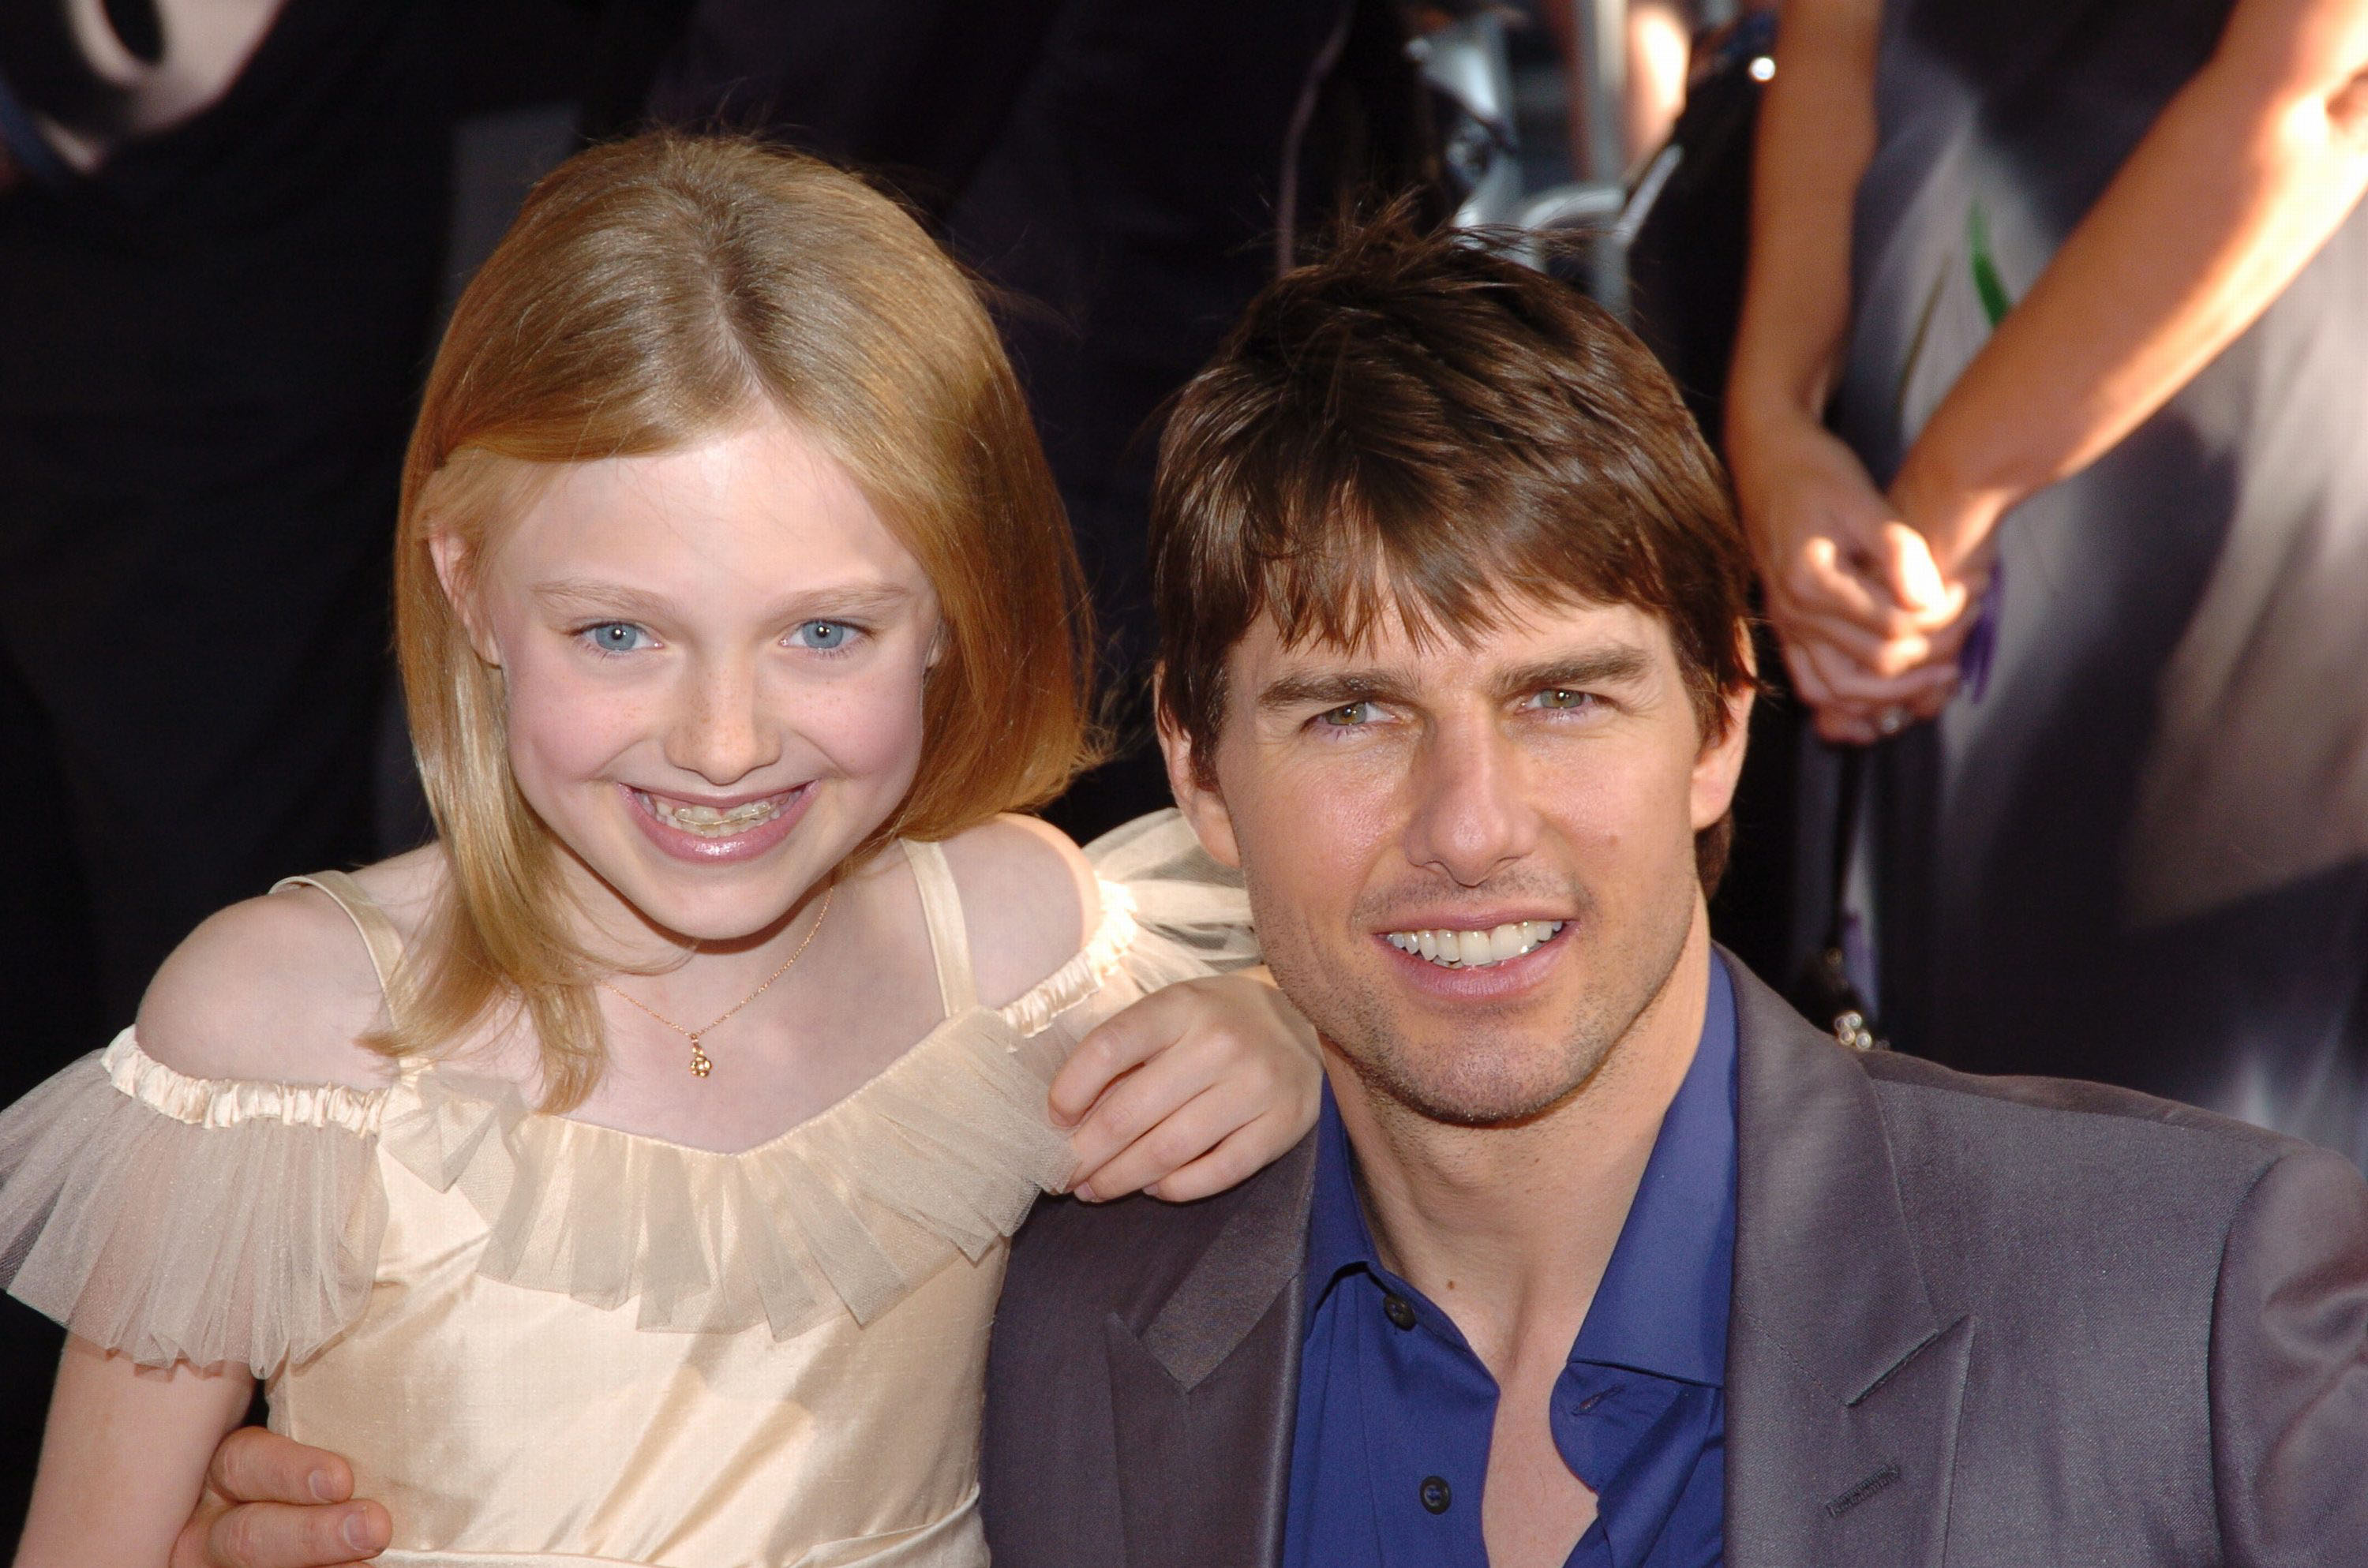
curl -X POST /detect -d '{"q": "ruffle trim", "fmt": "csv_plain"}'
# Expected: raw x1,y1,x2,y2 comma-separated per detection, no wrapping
1,810,1254,1359
100,1031,388,1135
0,1052,386,1373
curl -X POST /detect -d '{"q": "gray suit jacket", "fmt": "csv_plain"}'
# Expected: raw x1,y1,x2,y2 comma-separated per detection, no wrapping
981,957,2368,1566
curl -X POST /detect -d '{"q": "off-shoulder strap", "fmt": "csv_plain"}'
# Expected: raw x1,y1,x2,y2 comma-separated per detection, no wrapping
272,871,404,1001
900,840,978,1019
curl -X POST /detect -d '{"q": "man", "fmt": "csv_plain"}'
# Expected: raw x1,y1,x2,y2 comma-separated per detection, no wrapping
179,222,2368,1566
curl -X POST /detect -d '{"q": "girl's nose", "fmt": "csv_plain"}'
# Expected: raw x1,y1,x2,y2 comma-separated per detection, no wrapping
666,658,781,786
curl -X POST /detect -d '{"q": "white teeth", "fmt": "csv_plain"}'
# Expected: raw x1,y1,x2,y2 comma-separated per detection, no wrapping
639,790,790,838
1384,920,1566,970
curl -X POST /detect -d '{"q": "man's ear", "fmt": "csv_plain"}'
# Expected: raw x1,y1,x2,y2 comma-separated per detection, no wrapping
1152,672,1242,870
1690,679,1755,834
429,532,501,667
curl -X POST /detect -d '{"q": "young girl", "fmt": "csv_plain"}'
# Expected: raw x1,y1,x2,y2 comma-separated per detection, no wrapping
0,133,1311,1565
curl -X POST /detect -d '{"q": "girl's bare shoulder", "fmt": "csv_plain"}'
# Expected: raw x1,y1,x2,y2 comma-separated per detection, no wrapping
935,814,1102,1011
131,845,449,1091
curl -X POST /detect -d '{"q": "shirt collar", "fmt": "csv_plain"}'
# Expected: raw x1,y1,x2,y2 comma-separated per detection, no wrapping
1571,956,1737,1388
1302,956,1740,1390
1302,1072,1375,1328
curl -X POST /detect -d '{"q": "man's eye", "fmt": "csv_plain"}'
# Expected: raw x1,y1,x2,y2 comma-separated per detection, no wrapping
1529,688,1594,711
581,622,652,655
792,620,856,651
1317,702,1374,727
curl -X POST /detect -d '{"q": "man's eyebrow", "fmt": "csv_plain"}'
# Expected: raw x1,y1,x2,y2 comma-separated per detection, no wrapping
1495,647,1654,700
1256,668,1419,713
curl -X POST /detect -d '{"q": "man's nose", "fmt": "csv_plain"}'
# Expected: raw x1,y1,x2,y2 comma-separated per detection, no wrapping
1401,717,1539,887
665,655,780,785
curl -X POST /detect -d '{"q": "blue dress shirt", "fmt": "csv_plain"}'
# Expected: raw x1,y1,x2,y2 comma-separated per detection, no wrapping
1282,960,1739,1567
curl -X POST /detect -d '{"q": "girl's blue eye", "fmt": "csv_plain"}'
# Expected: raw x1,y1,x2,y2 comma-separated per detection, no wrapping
583,622,652,654
793,620,854,651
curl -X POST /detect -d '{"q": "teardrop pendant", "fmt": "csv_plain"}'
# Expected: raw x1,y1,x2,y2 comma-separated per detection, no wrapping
688,1039,713,1078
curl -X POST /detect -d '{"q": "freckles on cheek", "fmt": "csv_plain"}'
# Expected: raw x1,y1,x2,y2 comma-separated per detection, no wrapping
502,656,644,788
801,666,930,788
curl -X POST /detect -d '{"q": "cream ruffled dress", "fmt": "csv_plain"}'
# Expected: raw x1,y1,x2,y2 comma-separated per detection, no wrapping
0,812,1253,1568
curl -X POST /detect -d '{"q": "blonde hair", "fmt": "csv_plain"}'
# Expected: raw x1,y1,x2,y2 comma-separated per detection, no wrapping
388,133,1096,1110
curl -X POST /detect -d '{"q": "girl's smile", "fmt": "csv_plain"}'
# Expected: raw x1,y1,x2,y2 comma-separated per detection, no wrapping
625,780,815,862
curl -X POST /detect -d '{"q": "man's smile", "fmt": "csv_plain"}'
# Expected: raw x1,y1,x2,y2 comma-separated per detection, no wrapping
1382,919,1567,969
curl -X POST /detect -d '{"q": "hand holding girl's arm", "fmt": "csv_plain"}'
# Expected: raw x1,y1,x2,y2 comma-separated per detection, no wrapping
17,1338,256,1568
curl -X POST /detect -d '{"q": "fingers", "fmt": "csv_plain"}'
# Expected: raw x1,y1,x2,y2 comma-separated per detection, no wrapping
1783,636,1959,747
1076,1083,1265,1203
1057,971,1320,1201
1066,1021,1269,1197
208,1428,355,1507
1869,522,1965,622
1142,1122,1289,1205
200,1499,391,1568
1786,537,1961,643
1788,635,1957,709
1048,994,1179,1129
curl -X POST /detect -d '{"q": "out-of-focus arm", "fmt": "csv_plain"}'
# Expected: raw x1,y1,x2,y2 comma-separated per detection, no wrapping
1894,0,2368,574
0,0,287,178
1727,0,1882,451
1726,0,1965,743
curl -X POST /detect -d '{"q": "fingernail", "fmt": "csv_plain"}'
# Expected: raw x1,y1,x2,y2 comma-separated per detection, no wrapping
1073,1182,1099,1203
309,1469,338,1502
343,1509,373,1551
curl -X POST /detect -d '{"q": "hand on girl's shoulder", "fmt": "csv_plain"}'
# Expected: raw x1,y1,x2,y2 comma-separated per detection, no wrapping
131,849,440,1090
935,814,1103,1012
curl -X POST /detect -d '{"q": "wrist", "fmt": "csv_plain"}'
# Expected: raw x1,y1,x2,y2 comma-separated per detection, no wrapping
1723,370,1822,458
1722,385,1823,515
1889,449,2010,576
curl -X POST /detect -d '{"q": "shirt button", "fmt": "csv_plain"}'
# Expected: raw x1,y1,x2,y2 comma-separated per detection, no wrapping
1419,1476,1452,1514
1382,1293,1418,1330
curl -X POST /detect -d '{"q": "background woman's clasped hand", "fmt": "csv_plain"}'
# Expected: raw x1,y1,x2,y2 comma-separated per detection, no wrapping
1733,407,1988,746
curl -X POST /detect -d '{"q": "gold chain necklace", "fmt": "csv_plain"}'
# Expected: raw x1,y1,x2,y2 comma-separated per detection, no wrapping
601,884,835,1077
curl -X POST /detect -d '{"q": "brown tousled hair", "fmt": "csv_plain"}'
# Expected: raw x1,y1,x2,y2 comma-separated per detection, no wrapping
390,133,1095,1110
1150,216,1755,887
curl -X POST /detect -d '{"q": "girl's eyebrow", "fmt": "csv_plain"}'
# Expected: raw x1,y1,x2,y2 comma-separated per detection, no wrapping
530,580,678,620
529,579,916,621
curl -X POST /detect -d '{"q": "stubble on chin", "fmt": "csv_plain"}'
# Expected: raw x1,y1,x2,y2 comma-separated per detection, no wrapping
1255,870,1697,1132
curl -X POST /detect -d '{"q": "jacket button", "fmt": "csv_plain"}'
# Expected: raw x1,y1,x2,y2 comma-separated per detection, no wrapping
1419,1476,1452,1514
1383,1293,1417,1330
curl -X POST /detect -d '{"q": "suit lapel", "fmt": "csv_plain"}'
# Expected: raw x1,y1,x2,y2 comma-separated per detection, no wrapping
1723,960,1972,1568
1105,1132,1315,1568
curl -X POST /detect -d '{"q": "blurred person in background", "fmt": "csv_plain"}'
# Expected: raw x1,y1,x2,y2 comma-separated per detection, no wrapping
1538,0,1711,176
0,0,453,1541
0,0,450,1063
1727,0,2368,1161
